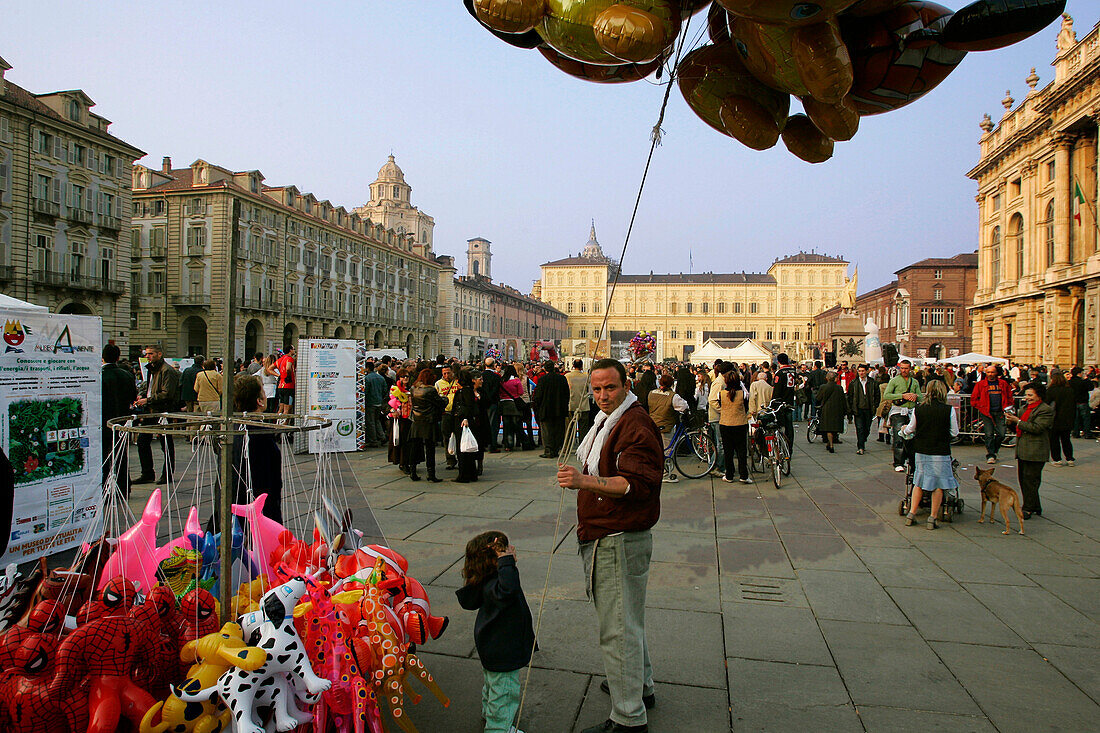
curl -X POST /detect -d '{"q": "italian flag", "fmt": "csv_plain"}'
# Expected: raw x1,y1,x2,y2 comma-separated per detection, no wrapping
1073,180,1086,225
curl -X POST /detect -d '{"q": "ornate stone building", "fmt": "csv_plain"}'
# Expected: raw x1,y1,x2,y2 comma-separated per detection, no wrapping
968,14,1100,366
130,156,440,361
436,253,492,359
354,155,435,260
537,225,850,361
816,253,978,359
0,55,144,346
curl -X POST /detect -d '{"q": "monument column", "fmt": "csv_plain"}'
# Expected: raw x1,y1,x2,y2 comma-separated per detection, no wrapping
1053,133,1075,266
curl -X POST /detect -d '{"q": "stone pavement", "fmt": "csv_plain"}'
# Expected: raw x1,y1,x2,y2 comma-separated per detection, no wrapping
130,427,1100,732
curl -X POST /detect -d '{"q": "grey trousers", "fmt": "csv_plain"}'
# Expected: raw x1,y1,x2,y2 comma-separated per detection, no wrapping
580,530,654,727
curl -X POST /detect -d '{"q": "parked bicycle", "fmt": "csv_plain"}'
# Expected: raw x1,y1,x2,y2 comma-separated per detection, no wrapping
750,400,792,488
806,413,820,443
662,413,718,482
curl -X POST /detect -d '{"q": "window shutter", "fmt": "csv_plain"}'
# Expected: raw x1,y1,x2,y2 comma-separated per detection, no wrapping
115,196,121,217
52,179,61,203
99,154,106,174
66,185,72,208
54,137,63,160
87,150,96,171
68,143,75,164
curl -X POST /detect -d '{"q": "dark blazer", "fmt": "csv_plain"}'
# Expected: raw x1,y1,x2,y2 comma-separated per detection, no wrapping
816,382,847,433
102,362,138,422
532,371,570,420
410,385,445,440
1015,401,1053,462
1045,385,1076,432
455,556,536,672
846,376,879,414
480,370,502,407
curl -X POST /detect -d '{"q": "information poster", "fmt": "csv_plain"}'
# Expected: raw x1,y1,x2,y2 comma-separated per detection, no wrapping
302,339,363,453
0,312,102,566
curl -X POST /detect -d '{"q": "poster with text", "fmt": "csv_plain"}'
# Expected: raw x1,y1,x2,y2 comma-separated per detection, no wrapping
303,339,362,453
0,312,102,566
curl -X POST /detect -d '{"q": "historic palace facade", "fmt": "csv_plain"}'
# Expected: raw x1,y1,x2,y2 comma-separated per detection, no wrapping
968,14,1100,366
535,225,850,361
130,156,441,361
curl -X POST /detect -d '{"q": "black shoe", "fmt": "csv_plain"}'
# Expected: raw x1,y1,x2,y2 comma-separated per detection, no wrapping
826,445,835,453
876,436,885,442
1022,510,1032,520
599,680,655,710
132,474,156,485
426,474,442,483
409,472,421,482
539,453,555,458
445,463,457,470
581,718,648,733
454,477,470,483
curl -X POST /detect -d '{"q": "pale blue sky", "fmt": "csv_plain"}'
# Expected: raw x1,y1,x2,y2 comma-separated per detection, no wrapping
3,2,1092,293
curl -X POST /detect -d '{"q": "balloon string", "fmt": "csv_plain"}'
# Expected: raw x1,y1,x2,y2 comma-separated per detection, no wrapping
513,14,693,730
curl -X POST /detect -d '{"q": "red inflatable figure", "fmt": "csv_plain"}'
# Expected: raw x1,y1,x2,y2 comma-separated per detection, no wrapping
175,588,219,675
0,631,89,733
74,576,138,625
134,585,182,697
50,596,161,733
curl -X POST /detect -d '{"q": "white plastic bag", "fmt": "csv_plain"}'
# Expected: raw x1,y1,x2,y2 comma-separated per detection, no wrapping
447,432,457,456
392,419,400,446
460,425,479,453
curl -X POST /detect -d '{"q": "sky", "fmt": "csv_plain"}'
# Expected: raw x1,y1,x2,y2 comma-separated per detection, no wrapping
2,2,1093,295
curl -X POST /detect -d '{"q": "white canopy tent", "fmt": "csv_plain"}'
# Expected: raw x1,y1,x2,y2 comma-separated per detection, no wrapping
0,293,48,312
868,353,929,367
689,338,774,365
937,352,1009,366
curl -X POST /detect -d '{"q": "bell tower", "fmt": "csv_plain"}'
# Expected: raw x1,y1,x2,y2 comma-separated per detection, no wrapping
467,237,491,280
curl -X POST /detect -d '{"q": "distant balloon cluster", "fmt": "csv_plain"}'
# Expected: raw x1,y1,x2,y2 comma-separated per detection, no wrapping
466,0,1066,162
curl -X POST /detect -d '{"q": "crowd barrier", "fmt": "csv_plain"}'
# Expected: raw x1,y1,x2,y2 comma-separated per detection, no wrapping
946,392,1027,446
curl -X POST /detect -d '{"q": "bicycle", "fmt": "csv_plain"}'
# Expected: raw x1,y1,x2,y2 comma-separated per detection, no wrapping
662,414,718,481
752,401,792,488
806,414,819,443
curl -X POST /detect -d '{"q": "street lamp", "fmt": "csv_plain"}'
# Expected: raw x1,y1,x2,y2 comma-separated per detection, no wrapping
806,321,813,360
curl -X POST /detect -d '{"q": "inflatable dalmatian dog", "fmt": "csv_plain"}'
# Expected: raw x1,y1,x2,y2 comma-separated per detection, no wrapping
176,577,331,733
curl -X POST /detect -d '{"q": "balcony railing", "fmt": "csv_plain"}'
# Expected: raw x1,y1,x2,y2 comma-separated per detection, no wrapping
149,246,167,259
68,208,93,225
172,294,210,307
33,269,126,294
241,296,282,312
32,198,60,217
186,245,206,257
98,214,122,231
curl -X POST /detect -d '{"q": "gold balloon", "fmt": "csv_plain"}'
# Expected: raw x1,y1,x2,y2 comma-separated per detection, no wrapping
781,113,834,163
801,95,859,141
539,0,681,64
593,5,672,63
474,0,547,33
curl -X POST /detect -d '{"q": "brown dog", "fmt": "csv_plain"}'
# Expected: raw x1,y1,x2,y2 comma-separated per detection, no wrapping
974,466,1025,535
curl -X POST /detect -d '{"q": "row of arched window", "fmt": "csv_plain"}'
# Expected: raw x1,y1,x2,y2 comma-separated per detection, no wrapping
988,201,1059,286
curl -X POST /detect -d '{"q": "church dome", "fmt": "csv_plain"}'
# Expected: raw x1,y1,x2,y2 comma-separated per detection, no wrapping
376,154,406,183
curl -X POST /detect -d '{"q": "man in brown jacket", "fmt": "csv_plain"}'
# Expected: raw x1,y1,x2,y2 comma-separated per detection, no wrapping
558,358,663,733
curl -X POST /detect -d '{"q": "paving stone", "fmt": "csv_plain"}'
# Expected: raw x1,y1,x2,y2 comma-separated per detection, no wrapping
920,543,1036,586
782,532,866,572
646,559,723,612
968,534,1096,577
372,507,445,540
857,706,997,732
386,538,465,584
649,528,718,566
963,583,1100,647
395,492,531,519
715,513,780,541
798,569,908,624
854,546,961,590
719,575,810,608
718,537,796,578
727,659,862,731
1031,643,1100,705
407,514,574,551
573,676,730,733
885,586,1026,647
819,620,981,714
723,601,833,666
771,511,840,536
933,642,1100,732
1029,574,1100,621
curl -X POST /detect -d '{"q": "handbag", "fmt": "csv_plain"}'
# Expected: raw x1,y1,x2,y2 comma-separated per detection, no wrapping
447,432,457,456
500,398,520,417
392,419,400,447
460,425,479,453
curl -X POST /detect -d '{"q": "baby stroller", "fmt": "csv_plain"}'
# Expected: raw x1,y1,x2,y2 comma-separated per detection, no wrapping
897,450,964,522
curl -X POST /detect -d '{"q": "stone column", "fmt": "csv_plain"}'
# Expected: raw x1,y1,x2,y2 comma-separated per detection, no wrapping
1053,133,1075,266
1074,134,1097,260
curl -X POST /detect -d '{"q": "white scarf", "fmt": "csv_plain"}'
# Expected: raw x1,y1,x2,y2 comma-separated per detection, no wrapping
576,391,637,478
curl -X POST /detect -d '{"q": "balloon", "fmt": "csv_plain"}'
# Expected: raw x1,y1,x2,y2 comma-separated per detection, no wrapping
98,488,164,592
231,493,290,577
140,622,266,733
0,629,89,733
152,506,202,568
537,45,664,83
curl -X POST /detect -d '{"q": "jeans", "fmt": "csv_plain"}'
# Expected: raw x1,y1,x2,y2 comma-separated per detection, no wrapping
1050,429,1074,462
482,668,521,733
889,413,910,467
1017,459,1044,514
102,428,129,495
708,420,725,468
486,401,501,449
1074,404,1091,436
136,420,175,479
580,530,654,728
719,424,749,480
853,409,873,450
364,403,384,446
981,412,1006,459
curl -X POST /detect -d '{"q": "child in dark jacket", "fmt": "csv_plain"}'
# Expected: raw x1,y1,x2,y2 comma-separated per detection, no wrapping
456,531,536,733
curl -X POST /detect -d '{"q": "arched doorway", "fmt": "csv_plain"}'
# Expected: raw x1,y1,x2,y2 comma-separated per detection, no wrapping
423,335,431,358
181,316,207,357
928,342,944,360
373,330,384,349
468,337,477,358
283,322,299,352
1074,300,1085,366
244,319,264,360
59,302,93,315
405,333,414,356
334,326,346,340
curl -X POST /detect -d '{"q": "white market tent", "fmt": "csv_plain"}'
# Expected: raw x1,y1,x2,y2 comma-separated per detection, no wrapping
0,293,48,312
869,353,929,366
689,338,774,365
938,352,1009,366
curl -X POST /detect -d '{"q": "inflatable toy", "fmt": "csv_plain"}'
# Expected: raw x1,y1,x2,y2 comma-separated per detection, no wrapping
97,489,164,592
